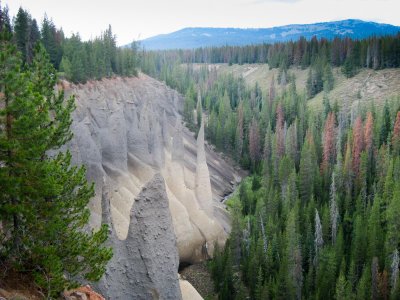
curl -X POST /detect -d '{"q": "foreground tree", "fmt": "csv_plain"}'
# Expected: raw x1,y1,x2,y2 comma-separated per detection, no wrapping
0,32,112,297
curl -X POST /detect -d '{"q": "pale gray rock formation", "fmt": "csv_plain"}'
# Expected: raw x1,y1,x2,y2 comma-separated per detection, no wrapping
196,120,213,217
62,74,244,298
98,174,181,300
179,276,203,300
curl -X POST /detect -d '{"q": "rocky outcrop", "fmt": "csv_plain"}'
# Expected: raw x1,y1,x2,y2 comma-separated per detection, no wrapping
196,120,213,217
62,74,243,298
179,278,203,300
98,174,181,300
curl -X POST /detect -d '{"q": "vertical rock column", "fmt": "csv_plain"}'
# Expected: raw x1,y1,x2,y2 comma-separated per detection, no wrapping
195,120,214,217
98,174,182,300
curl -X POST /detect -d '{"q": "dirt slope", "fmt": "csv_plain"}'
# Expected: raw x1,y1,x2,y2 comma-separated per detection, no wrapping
198,63,400,111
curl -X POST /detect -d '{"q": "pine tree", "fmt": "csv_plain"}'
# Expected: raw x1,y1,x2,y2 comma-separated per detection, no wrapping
0,2,12,33
335,271,350,300
59,56,72,80
386,181,400,268
368,196,383,261
391,111,400,155
0,39,112,296
26,18,41,64
263,124,272,176
276,104,285,158
269,74,276,113
13,7,29,62
41,15,60,68
352,215,367,278
71,50,86,83
356,264,371,300
183,85,195,127
316,247,337,299
286,206,303,300
353,116,365,178
364,111,374,155
323,63,334,92
235,102,244,161
299,131,317,203
380,101,391,145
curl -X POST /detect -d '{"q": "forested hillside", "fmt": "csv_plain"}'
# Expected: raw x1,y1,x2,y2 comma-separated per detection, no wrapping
140,19,400,50
140,32,400,299
142,33,400,70
1,5,138,83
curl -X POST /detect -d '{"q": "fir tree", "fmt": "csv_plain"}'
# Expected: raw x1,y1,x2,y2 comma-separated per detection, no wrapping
391,111,400,155
0,38,112,297
353,116,365,177
380,101,391,145
0,2,12,33
13,7,30,62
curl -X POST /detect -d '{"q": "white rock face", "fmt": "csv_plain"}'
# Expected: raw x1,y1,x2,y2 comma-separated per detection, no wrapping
196,120,213,217
62,74,242,265
179,277,204,300
97,174,182,299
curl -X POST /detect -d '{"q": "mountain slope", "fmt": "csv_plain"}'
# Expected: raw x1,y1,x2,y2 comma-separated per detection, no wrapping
140,19,400,50
198,63,400,112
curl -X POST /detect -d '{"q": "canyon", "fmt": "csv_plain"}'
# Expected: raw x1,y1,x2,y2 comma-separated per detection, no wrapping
61,74,243,299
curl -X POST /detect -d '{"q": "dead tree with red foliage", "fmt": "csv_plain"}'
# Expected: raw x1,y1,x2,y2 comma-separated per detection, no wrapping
392,111,400,154
321,112,337,173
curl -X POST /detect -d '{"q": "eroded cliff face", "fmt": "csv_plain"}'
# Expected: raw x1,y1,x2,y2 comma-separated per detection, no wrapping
98,174,182,299
62,74,242,298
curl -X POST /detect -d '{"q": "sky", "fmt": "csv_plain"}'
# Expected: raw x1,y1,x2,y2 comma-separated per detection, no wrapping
4,0,400,46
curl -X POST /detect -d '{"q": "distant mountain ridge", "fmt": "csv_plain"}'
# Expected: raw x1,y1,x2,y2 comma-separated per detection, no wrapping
139,19,400,50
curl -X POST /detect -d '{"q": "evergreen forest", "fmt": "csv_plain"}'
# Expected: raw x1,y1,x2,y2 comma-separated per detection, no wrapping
140,32,400,300
2,2,400,299
1,5,138,84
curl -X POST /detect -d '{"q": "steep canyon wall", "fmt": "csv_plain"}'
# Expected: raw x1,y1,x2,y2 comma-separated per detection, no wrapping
62,74,242,299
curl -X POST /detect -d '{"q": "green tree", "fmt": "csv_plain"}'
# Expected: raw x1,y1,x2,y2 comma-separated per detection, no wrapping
26,18,41,63
380,101,391,145
0,2,12,33
13,7,29,62
323,63,334,92
41,15,61,68
335,270,352,300
0,39,112,297
59,56,72,80
386,181,400,267
71,50,86,83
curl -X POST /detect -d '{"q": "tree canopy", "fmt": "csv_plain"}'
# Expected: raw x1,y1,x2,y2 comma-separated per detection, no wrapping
0,27,112,298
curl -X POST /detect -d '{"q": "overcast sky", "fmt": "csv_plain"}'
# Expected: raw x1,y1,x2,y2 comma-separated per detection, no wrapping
4,0,400,46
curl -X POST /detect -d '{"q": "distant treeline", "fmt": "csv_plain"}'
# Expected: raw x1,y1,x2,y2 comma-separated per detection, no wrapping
141,34,400,77
0,5,138,83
